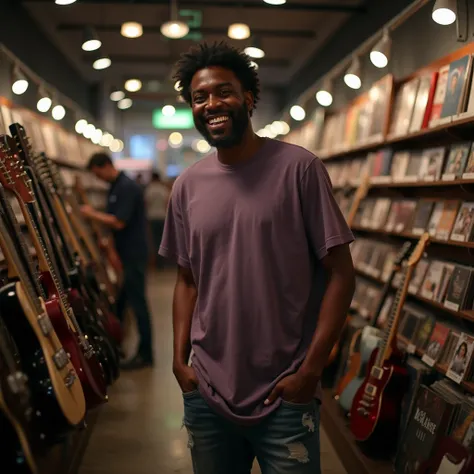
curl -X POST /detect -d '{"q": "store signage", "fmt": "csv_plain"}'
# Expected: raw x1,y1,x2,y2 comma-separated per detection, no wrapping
152,109,194,129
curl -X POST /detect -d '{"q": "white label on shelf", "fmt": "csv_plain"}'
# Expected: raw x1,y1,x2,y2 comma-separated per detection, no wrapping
444,300,460,312
437,116,453,126
399,176,418,183
450,234,465,242
407,343,416,354
463,173,474,179
436,231,449,241
442,174,456,181
454,111,474,121
371,175,392,184
446,368,463,385
424,175,436,182
421,354,436,367
413,228,424,236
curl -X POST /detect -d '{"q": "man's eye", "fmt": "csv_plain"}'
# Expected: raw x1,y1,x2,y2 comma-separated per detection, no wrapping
220,90,232,97
193,96,205,103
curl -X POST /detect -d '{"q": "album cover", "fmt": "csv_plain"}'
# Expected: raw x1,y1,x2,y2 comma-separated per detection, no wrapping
447,333,474,384
414,314,436,350
411,200,435,235
409,74,437,132
429,65,450,126
419,260,445,300
427,201,445,236
389,78,420,137
399,308,425,343
394,200,417,233
418,147,446,181
370,198,392,229
451,401,474,447
391,151,411,181
450,202,474,242
422,323,451,366
385,201,401,232
368,75,392,138
441,55,473,118
439,331,461,367
442,142,471,180
435,200,461,240
462,60,474,117
444,265,474,311
360,199,377,228
462,144,474,179
434,263,455,304
409,258,430,294
403,153,424,182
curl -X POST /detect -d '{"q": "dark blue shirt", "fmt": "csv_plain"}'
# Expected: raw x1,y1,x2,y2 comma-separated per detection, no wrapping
107,172,148,263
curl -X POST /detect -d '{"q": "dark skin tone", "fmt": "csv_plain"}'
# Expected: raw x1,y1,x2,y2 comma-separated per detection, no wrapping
173,66,355,403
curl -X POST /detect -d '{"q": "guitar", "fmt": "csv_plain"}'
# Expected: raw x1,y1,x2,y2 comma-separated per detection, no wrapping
326,175,371,367
337,242,412,410
0,205,86,445
11,124,119,384
1,134,108,408
350,233,429,454
0,314,38,474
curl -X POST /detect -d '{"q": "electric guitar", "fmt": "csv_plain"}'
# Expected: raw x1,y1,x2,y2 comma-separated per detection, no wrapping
0,314,38,474
337,241,412,409
0,134,108,409
0,203,86,445
350,233,429,454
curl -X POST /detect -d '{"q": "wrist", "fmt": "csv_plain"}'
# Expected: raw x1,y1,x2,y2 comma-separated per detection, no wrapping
298,363,322,380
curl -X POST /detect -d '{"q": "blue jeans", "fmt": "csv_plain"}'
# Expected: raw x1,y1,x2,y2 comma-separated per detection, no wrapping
183,390,321,474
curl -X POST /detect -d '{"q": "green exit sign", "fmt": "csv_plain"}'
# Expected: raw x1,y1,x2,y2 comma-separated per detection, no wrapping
152,109,194,129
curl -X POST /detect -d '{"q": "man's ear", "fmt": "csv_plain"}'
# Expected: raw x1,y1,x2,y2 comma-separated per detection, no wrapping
245,91,254,113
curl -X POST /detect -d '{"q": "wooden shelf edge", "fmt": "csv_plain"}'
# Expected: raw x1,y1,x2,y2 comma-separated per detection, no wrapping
333,178,474,190
320,389,393,474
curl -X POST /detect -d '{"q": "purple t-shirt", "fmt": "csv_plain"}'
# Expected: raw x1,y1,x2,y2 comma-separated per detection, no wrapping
159,138,354,424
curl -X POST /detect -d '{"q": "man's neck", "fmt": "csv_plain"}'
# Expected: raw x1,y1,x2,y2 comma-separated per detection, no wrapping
109,168,120,182
217,128,264,166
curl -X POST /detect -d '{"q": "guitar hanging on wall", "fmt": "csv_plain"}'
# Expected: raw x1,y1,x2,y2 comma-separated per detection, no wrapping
350,233,429,455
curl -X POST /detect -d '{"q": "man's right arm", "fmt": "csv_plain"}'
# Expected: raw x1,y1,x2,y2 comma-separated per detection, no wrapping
172,265,199,393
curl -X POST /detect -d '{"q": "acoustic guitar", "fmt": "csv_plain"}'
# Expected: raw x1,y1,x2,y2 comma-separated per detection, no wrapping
350,233,429,455
0,135,108,409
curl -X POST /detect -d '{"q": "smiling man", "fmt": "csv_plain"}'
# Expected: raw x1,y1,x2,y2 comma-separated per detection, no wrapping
159,42,355,473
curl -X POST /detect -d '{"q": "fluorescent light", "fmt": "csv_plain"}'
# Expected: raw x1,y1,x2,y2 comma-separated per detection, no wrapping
55,0,77,4
121,21,143,38
125,79,142,92
161,21,189,39
290,105,305,121
244,46,265,59
93,55,111,70
263,0,287,4
370,30,391,69
432,0,457,25
110,90,125,101
12,69,29,95
75,119,88,134
228,23,251,40
118,98,133,110
162,105,176,117
316,81,333,107
344,58,362,90
52,105,66,121
37,96,52,112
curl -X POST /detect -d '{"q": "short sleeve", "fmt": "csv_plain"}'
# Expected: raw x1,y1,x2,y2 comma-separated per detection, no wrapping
158,189,190,268
300,158,354,260
114,184,140,224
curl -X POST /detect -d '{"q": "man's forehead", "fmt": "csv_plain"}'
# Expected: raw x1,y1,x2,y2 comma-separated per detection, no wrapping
191,67,239,90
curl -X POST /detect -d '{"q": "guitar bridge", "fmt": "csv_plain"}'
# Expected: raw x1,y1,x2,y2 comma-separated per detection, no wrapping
64,369,76,388
38,313,53,336
53,348,69,370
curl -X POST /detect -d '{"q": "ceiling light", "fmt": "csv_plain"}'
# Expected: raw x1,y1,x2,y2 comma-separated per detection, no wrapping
370,30,391,68
344,57,362,90
174,81,183,92
279,121,290,135
110,89,125,101
244,45,265,59
75,119,88,134
83,124,96,138
92,128,103,144
110,139,123,153
162,105,176,117
264,125,277,139
161,20,189,39
228,23,251,40
290,105,305,121
55,0,77,4
37,89,52,112
250,61,259,70
93,54,112,70
118,98,133,110
101,133,113,147
52,105,66,121
12,69,28,95
168,132,183,147
316,80,333,107
263,0,287,4
432,0,457,25
121,21,143,38
196,140,211,154
125,78,142,92
82,26,101,52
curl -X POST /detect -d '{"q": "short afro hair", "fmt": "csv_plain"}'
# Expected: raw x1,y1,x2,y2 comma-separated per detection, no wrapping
173,41,260,114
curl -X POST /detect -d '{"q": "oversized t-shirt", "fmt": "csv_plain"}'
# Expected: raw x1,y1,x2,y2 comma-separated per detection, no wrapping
159,138,354,424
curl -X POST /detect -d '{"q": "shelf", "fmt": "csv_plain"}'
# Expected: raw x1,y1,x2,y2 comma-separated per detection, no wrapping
320,389,393,474
354,266,474,323
352,225,474,250
333,177,474,191
319,113,474,162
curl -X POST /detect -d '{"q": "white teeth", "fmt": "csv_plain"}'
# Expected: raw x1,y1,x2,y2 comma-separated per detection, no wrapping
209,116,229,125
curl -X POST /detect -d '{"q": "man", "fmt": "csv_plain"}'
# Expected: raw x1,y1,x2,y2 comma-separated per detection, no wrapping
159,42,355,473
82,153,154,370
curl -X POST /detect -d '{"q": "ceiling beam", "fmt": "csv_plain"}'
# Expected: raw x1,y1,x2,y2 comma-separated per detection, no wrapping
35,0,366,13
58,24,316,39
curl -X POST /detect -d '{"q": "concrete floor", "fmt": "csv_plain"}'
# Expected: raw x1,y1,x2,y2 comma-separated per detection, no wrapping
79,271,347,474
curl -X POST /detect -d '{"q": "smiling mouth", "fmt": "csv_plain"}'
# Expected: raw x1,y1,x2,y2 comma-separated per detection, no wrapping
207,115,230,127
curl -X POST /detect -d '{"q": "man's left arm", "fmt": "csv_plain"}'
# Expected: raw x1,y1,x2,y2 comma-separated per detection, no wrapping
80,204,125,230
265,157,355,405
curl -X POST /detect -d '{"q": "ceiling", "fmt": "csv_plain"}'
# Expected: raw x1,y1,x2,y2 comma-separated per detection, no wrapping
22,0,366,121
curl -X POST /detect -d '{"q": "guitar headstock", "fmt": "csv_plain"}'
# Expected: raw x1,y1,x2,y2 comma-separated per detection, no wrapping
408,233,430,267
0,135,35,203
394,241,412,266
9,123,34,169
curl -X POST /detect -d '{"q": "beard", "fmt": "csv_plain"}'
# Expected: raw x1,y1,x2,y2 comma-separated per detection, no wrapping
194,102,250,149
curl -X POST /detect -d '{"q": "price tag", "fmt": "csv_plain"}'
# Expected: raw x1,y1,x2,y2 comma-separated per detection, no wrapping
407,343,416,354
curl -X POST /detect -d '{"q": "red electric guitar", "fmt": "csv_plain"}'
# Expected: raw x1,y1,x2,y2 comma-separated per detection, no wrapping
350,233,429,455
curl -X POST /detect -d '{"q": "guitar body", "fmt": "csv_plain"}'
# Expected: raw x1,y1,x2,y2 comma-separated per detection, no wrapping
0,317,38,474
336,353,361,399
39,272,108,408
0,281,85,445
350,348,408,455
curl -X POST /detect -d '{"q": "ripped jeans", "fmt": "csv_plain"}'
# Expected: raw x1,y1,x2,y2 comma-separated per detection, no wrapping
183,390,321,474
